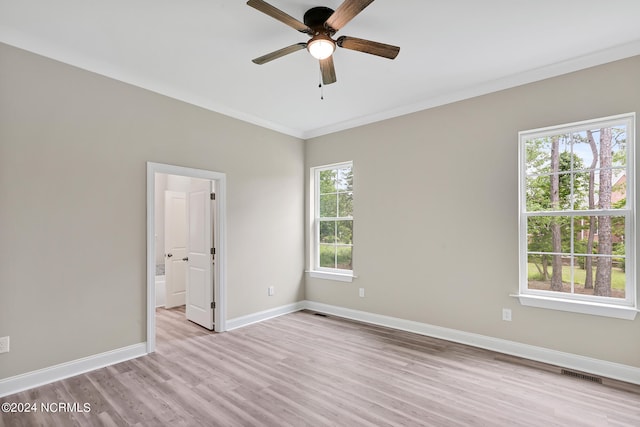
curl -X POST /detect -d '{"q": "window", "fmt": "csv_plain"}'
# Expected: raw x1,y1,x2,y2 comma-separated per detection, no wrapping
310,162,354,281
518,113,636,319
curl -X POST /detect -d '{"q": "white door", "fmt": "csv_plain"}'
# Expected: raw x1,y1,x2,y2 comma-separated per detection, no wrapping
164,191,187,308
186,179,214,329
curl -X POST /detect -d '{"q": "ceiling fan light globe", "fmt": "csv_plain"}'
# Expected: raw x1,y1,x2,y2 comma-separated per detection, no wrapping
308,37,335,60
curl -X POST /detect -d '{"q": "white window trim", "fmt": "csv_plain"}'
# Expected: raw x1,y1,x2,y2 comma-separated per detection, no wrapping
308,270,355,282
511,293,638,320
308,161,355,282
517,113,637,320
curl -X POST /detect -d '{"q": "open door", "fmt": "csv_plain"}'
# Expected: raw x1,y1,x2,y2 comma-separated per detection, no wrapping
186,179,214,330
164,191,187,308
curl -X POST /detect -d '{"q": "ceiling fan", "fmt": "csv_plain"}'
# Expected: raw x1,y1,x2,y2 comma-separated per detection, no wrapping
247,0,400,85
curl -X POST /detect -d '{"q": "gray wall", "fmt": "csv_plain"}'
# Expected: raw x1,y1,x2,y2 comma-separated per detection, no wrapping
305,55,640,368
0,43,305,379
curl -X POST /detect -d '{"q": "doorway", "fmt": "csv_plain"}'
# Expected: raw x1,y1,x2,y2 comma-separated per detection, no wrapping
146,162,227,354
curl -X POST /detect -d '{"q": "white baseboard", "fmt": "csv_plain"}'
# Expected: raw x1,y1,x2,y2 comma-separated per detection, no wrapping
226,301,306,330
304,301,640,386
3,300,638,398
0,343,147,398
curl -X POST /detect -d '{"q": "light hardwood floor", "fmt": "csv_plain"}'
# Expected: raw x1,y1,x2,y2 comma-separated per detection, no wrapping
1,308,639,426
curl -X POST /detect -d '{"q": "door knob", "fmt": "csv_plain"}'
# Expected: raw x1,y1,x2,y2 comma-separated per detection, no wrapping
167,253,173,258
182,257,189,262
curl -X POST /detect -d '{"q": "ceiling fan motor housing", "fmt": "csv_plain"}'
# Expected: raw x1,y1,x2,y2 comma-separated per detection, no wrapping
303,6,335,33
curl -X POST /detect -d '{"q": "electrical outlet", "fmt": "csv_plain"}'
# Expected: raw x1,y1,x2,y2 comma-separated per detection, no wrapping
268,286,275,296
359,288,365,298
0,336,9,353
502,308,512,322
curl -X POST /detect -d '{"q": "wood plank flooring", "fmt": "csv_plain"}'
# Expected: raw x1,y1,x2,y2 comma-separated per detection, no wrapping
1,308,639,426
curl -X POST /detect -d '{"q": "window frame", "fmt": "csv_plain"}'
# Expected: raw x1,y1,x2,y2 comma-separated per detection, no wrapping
309,161,354,282
516,113,637,320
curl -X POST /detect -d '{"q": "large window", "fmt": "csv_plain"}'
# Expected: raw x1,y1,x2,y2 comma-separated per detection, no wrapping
518,113,636,319
310,162,353,280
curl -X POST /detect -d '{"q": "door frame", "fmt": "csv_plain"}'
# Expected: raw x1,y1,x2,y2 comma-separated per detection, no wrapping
146,162,227,353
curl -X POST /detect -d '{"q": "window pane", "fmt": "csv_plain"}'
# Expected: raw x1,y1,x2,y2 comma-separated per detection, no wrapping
319,244,336,269
574,216,625,255
612,256,627,298
573,216,597,254
571,169,626,210
319,194,337,218
573,177,599,211
611,172,627,208
336,220,353,244
338,192,353,217
525,173,573,211
595,257,625,299
527,255,566,293
525,138,552,175
556,172,573,210
571,131,597,169
571,257,595,295
336,246,352,270
571,256,625,299
525,176,552,211
319,169,337,194
571,129,627,169
570,171,590,209
612,137,627,167
319,221,336,243
596,215,625,256
525,136,570,174
338,167,353,191
580,127,627,167
527,216,571,253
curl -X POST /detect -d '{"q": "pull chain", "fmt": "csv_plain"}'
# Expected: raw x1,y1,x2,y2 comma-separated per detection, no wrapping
318,68,324,100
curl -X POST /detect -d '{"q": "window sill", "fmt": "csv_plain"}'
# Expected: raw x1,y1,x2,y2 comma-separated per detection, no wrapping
307,270,355,283
511,293,638,320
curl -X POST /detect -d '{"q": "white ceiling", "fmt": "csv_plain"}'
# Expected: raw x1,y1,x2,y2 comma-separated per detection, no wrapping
2,0,640,138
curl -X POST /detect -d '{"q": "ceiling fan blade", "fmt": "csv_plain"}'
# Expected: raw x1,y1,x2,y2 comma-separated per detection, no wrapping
336,36,400,59
320,56,337,85
252,43,307,65
324,0,374,32
247,0,312,33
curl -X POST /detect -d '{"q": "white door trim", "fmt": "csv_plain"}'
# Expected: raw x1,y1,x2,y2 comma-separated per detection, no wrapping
146,162,227,353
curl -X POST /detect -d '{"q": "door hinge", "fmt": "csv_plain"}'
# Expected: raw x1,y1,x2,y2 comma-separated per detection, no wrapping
211,248,215,255
211,301,216,309
210,193,215,200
